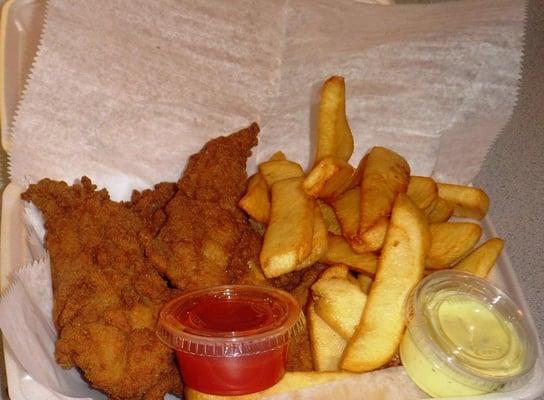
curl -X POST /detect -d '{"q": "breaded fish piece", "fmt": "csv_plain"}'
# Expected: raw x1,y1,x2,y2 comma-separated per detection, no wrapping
22,177,182,400
146,123,264,291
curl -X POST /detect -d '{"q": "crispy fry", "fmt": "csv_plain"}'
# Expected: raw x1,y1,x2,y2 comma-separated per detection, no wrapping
315,76,354,163
437,183,490,220
312,276,367,339
238,173,270,223
296,206,329,271
268,151,287,161
330,188,360,242
407,176,437,210
351,218,388,253
185,371,355,400
308,302,348,371
453,238,504,277
303,157,356,200
423,197,453,223
426,222,482,269
260,177,314,278
357,274,373,294
320,235,378,275
259,160,304,186
341,194,430,372
318,264,350,280
317,200,342,235
358,147,410,235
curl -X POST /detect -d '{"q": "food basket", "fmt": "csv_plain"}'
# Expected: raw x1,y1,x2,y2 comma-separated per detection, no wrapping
1,0,543,399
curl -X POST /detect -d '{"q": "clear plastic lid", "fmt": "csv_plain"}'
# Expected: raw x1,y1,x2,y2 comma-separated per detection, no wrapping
157,285,304,357
406,270,538,391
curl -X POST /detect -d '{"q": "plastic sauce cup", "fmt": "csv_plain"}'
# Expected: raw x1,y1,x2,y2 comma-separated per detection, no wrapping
157,285,303,396
400,270,537,397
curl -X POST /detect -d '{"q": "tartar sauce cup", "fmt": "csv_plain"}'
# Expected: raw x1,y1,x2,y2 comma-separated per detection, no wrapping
157,285,303,396
400,270,538,398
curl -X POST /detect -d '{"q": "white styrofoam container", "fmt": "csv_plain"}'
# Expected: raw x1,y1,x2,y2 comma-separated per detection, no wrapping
0,0,543,399
0,0,45,152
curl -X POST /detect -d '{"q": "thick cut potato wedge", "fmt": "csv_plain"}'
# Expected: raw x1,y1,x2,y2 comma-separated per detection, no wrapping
437,183,490,220
423,196,453,223
453,238,504,277
268,150,286,161
341,194,430,372
312,277,367,339
259,160,304,186
426,222,482,269
319,264,350,280
260,177,314,278
308,302,348,371
238,173,270,223
357,274,373,294
320,235,378,275
350,218,388,253
358,147,410,236
303,156,356,200
407,176,437,210
296,205,329,271
317,200,342,235
185,371,355,400
330,188,360,242
315,76,354,164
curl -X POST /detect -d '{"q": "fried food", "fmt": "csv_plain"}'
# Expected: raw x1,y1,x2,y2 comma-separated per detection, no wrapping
426,222,482,269
260,177,315,278
436,183,490,220
315,76,354,163
146,124,268,290
453,238,504,277
21,177,183,400
341,194,430,372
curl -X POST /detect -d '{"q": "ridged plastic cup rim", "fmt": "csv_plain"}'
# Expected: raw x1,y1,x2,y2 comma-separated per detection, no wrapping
156,285,304,357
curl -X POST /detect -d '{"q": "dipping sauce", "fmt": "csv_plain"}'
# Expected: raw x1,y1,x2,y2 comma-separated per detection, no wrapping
400,271,537,398
157,285,302,395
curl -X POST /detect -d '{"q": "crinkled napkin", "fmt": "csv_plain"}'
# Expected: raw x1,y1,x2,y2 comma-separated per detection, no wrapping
1,0,526,398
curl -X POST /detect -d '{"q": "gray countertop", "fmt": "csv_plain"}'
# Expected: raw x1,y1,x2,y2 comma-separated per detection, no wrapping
0,0,542,399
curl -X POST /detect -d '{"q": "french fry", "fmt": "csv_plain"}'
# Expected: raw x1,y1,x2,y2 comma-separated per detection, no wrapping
258,160,304,186
357,274,373,294
260,177,314,278
423,197,453,223
320,235,378,275
341,194,430,372
317,200,342,235
296,205,329,271
185,371,355,400
407,176,437,210
319,264,350,280
238,173,270,223
358,147,410,235
308,302,348,371
351,218,388,253
312,276,367,339
315,76,354,163
426,222,482,269
437,183,490,220
303,157,356,200
268,151,287,161
330,188,360,242
453,238,504,277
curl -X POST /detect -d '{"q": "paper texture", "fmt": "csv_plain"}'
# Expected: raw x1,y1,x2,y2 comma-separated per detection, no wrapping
8,0,525,199
2,0,526,398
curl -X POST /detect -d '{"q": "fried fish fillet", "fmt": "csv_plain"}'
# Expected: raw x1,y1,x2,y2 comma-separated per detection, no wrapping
22,177,182,400
146,123,269,291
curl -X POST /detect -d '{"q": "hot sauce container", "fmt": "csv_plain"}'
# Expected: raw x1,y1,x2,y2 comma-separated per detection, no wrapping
157,285,303,395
